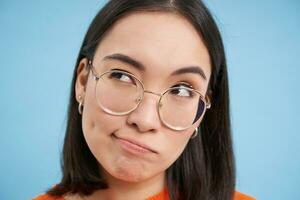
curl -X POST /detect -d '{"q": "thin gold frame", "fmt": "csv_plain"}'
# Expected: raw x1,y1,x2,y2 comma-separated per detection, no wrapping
88,60,211,131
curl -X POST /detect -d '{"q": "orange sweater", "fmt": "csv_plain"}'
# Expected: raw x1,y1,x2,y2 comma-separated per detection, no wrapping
33,189,255,200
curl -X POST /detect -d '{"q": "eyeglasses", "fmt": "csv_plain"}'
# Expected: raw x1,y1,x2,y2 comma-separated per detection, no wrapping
88,60,211,131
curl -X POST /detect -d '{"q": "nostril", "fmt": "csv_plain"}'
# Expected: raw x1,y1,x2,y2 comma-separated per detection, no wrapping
132,122,138,128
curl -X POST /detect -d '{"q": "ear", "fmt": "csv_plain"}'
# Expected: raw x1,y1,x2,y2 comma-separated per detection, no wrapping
75,58,90,103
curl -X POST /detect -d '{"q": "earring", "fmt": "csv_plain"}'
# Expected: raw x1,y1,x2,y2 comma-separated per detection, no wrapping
191,127,198,139
78,95,84,115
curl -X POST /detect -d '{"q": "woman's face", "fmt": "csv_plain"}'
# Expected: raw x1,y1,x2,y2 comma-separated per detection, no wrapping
75,12,211,184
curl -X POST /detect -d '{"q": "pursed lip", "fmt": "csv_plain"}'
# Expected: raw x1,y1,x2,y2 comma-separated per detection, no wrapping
112,134,157,154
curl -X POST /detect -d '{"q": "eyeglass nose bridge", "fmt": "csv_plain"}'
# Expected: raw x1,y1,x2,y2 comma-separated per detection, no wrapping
135,90,163,108
144,90,162,97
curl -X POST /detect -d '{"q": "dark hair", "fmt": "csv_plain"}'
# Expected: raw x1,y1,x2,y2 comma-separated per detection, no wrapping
47,0,235,199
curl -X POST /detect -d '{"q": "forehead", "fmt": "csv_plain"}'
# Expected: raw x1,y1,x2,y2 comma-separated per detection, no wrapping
94,11,211,79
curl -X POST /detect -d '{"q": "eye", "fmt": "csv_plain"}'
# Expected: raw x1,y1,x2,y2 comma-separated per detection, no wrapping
109,70,136,85
170,83,194,97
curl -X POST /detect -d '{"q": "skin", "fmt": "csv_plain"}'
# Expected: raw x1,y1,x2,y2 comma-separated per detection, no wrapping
71,12,211,200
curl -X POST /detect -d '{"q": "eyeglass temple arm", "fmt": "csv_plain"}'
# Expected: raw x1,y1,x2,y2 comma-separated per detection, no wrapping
87,60,100,81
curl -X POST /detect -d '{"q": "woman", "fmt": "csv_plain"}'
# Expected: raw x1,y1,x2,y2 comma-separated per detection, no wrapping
34,0,255,199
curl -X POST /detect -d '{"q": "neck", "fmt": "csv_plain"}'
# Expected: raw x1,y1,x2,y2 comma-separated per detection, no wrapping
87,172,166,200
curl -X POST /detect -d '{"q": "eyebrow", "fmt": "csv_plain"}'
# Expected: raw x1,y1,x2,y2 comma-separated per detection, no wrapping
102,53,207,80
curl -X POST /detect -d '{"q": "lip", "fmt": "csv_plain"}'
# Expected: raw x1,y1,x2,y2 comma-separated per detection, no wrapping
112,134,157,154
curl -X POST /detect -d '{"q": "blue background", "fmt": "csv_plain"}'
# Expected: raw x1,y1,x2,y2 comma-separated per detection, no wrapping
1,0,299,199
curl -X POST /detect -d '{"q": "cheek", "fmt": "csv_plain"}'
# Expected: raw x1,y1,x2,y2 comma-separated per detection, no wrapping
81,82,125,164
158,131,193,168
82,81,124,136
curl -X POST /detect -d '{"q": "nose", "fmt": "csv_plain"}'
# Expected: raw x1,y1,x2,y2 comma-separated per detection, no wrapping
126,91,162,133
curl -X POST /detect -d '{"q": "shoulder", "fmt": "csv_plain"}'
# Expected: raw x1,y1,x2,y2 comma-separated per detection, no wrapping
32,193,65,200
234,191,256,200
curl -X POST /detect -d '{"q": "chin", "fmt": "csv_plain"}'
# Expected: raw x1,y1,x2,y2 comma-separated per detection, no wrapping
114,172,146,183
111,161,149,182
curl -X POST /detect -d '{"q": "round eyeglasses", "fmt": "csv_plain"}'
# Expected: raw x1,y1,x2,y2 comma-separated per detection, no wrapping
88,60,211,131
